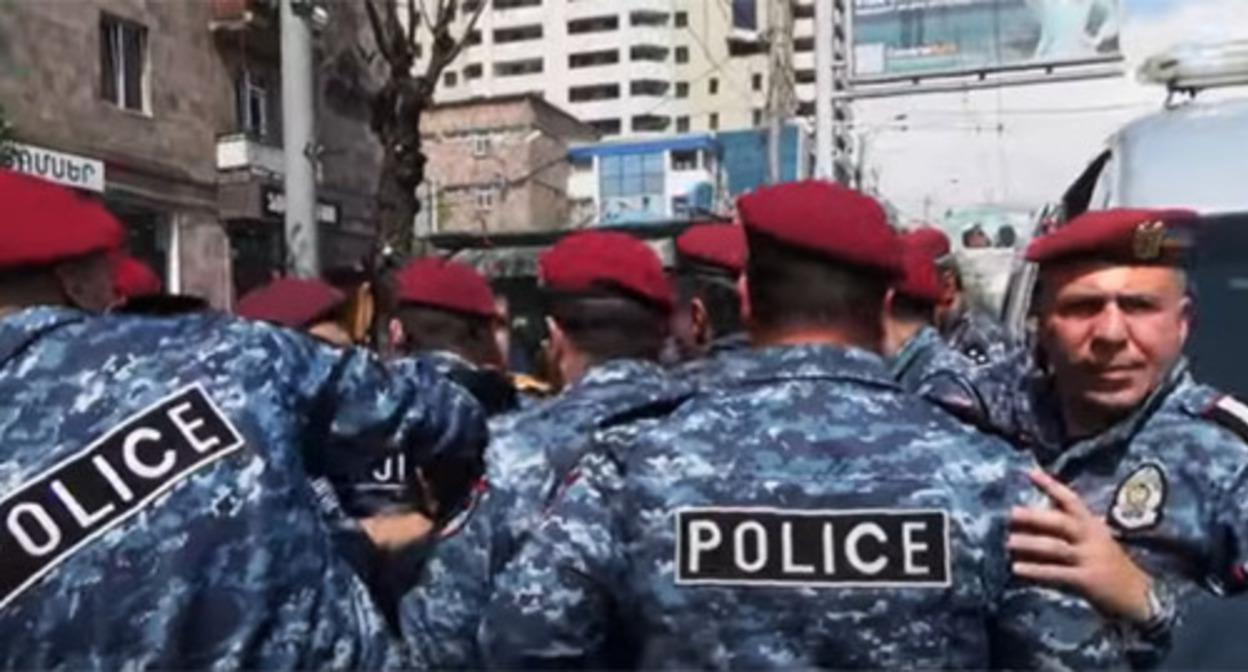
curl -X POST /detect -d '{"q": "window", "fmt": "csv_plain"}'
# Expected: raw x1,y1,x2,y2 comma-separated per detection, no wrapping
732,0,757,30
444,71,458,87
671,149,698,171
569,83,620,102
495,0,541,8
795,37,814,52
709,112,719,130
675,81,689,98
629,11,668,26
472,186,497,210
495,58,543,77
629,80,668,96
568,15,619,34
600,152,665,199
752,108,763,126
100,15,148,112
465,30,483,46
793,0,815,19
464,63,483,79
709,78,719,94
494,24,542,43
235,70,273,140
674,11,688,27
472,135,492,158
752,73,763,91
675,46,689,63
569,50,619,68
629,45,668,62
796,69,815,84
675,116,690,133
463,0,482,12
631,115,670,132
588,118,622,136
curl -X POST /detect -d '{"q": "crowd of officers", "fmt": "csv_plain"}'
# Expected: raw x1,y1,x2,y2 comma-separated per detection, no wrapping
1,166,1247,669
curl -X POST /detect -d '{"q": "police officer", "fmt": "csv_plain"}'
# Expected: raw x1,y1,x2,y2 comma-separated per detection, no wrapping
390,256,518,417
935,209,1248,666
884,231,979,394
400,231,692,668
237,276,355,347
670,222,748,365
480,180,1125,669
0,169,487,668
910,226,1015,365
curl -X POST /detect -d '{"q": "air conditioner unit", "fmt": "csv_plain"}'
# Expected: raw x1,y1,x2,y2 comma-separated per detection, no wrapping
1139,39,1248,92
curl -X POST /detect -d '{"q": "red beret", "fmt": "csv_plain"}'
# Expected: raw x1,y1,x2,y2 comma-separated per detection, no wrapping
539,231,674,312
236,277,345,329
737,180,902,276
676,223,747,274
904,227,952,261
0,168,123,269
113,256,163,299
894,244,943,304
1026,208,1199,266
395,257,497,318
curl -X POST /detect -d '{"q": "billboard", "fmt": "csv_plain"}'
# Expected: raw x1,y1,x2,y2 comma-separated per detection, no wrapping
852,0,1122,79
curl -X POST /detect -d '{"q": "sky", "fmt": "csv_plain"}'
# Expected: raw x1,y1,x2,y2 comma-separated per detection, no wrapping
855,0,1248,227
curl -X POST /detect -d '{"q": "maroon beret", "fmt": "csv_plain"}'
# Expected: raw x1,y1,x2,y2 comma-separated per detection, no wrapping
1026,208,1199,266
395,257,497,318
0,168,123,269
904,227,952,261
676,223,747,274
894,244,943,304
737,180,903,276
236,277,346,329
539,231,674,313
113,256,163,299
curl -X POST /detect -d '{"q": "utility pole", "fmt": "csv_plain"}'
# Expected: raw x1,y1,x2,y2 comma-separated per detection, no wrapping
814,0,834,179
280,0,319,277
765,0,795,184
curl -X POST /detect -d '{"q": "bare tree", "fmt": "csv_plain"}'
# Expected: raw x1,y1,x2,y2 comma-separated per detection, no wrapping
363,0,487,257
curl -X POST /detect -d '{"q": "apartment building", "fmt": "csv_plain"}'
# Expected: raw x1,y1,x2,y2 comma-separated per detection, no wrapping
408,0,781,138
0,0,383,305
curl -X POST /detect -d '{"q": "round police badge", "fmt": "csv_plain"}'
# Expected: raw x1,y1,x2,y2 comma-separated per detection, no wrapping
1108,463,1167,532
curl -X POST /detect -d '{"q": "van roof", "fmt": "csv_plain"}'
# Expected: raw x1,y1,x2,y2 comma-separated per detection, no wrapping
1113,97,1248,214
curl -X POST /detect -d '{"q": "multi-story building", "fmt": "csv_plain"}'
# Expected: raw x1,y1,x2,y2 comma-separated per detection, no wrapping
407,0,780,138
0,0,383,305
417,93,598,236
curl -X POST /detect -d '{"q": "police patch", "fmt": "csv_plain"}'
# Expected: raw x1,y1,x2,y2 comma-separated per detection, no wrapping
1108,463,1167,532
675,507,951,588
0,385,244,610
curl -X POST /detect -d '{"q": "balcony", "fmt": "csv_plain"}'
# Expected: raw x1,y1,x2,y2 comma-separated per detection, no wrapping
211,0,278,30
216,133,284,177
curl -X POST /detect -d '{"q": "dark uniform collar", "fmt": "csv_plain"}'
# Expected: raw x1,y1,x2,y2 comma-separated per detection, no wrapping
889,325,941,382
729,342,901,392
0,306,90,369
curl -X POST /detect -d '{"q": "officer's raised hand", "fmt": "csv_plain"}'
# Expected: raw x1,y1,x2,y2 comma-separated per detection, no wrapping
1009,469,1157,624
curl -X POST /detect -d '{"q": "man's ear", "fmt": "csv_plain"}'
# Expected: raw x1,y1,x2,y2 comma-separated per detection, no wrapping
738,273,751,325
55,254,117,313
389,318,405,350
690,296,711,346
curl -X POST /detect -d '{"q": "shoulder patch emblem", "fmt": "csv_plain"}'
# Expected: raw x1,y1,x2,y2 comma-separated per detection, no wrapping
1207,396,1248,444
1108,463,1167,532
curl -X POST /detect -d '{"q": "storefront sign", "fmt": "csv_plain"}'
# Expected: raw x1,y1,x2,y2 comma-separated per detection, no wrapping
261,186,340,225
6,143,106,193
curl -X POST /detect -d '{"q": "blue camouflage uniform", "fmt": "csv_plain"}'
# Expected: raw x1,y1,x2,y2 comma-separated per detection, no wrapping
480,344,1127,669
672,331,750,385
941,304,1016,366
400,357,690,668
0,307,487,669
889,324,980,395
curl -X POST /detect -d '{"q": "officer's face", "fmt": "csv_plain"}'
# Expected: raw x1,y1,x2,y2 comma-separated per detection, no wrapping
1038,262,1190,424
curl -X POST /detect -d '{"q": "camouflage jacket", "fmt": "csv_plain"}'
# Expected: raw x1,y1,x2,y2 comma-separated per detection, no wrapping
0,307,486,669
400,358,691,668
941,304,1016,366
480,343,1127,669
889,325,980,395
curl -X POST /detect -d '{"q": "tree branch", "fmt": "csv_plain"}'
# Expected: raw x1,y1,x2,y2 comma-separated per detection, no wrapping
424,0,489,83
363,0,394,64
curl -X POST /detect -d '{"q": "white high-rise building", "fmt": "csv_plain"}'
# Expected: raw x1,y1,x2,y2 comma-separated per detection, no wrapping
407,0,794,138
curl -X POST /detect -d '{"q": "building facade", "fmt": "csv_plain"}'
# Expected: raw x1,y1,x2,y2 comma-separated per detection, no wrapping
417,94,598,236
0,0,383,306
